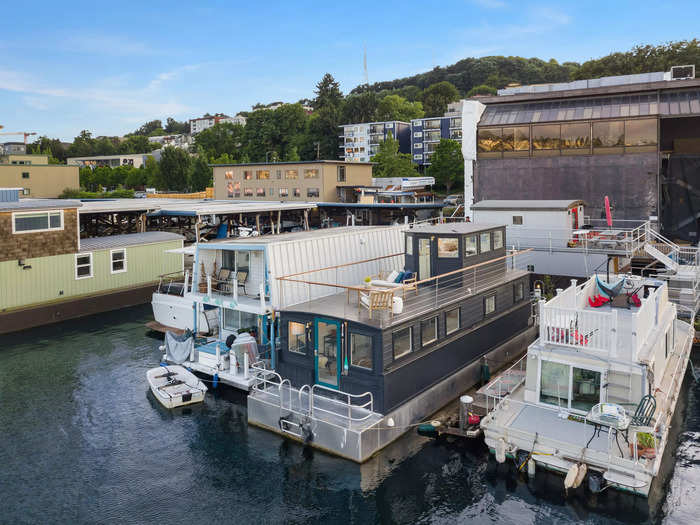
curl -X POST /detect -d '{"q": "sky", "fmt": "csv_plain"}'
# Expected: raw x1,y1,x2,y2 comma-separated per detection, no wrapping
0,0,698,141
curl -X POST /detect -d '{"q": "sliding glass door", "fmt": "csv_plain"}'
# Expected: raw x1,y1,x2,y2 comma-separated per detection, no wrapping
539,360,602,413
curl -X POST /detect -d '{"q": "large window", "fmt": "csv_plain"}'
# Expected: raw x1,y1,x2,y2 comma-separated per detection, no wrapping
540,361,601,412
285,169,298,179
560,123,590,149
307,188,320,198
423,119,441,130
393,327,412,359
256,170,270,179
485,294,496,315
224,309,257,332
75,253,93,279
438,237,459,258
540,361,570,407
478,128,502,152
337,165,346,182
421,317,438,346
532,124,561,150
464,235,478,256
493,230,504,250
480,232,491,252
593,121,624,147
424,130,441,142
13,210,63,234
288,321,306,355
110,249,127,274
304,168,319,179
625,118,657,147
571,367,601,411
350,333,373,369
279,188,288,197
446,307,460,335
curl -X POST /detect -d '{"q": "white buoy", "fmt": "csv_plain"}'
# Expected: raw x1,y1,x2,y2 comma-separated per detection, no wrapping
573,463,587,488
495,439,507,464
527,458,536,478
564,464,579,491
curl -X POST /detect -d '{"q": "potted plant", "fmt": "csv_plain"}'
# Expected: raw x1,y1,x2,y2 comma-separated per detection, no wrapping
630,431,656,459
364,276,372,288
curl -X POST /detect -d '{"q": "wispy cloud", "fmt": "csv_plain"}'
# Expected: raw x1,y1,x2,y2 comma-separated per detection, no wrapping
22,96,50,111
63,34,162,57
470,0,507,8
147,64,201,91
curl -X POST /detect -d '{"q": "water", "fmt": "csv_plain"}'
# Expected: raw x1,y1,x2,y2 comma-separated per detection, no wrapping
1,305,698,524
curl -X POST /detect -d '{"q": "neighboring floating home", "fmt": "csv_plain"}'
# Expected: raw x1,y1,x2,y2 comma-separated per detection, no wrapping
480,275,694,496
0,188,184,333
246,222,535,461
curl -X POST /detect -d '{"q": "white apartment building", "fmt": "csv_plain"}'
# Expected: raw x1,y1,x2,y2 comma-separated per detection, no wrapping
189,114,246,134
338,121,411,163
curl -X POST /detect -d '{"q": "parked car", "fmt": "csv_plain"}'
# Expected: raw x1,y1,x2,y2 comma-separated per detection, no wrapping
444,194,463,206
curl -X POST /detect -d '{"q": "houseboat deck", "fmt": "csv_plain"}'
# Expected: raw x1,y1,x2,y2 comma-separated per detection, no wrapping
285,268,529,328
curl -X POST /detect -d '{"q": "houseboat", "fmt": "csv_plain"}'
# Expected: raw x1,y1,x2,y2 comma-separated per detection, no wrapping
480,274,694,496
160,225,408,390
246,222,535,462
0,188,184,334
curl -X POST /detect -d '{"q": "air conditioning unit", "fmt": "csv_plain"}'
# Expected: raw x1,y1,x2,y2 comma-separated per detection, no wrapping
670,65,695,80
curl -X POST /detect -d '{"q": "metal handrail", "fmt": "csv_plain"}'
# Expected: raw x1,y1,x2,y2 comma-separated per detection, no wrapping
309,383,375,423
482,354,528,413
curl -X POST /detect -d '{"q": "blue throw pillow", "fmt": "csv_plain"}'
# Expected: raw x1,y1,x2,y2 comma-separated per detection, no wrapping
394,271,405,283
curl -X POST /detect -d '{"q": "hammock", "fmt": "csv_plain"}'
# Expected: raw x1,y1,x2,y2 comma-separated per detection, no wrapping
596,275,625,298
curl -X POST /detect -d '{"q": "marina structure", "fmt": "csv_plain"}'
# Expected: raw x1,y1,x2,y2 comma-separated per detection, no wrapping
246,222,535,461
480,274,694,496
0,188,184,334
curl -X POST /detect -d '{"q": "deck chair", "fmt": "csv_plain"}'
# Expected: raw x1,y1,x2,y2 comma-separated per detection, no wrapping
630,394,656,427
235,270,248,295
215,268,232,292
359,289,394,319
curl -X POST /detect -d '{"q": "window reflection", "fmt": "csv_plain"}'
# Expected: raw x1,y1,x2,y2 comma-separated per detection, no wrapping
593,121,624,147
625,119,657,146
532,124,560,150
477,128,502,152
560,123,590,149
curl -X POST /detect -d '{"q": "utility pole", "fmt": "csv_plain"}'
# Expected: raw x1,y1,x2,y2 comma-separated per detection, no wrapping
313,142,320,160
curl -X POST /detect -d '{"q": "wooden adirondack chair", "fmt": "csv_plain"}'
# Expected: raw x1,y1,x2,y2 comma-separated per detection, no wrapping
359,289,394,319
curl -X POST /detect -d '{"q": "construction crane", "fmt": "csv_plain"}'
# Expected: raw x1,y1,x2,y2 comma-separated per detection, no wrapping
0,131,37,144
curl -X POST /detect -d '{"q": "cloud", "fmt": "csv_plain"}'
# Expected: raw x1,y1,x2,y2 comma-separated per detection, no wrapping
470,0,507,8
63,34,162,57
147,64,201,91
23,96,50,111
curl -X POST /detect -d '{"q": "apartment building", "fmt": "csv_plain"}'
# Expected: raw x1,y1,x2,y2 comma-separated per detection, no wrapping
189,113,246,134
410,115,463,166
212,160,373,202
1,142,27,155
339,121,410,163
0,157,79,197
66,153,152,169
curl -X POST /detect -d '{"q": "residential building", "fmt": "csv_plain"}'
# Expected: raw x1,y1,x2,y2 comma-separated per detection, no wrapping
411,115,463,166
66,153,152,169
0,188,184,334
212,160,373,203
0,142,27,155
0,161,79,198
473,68,700,239
189,113,246,135
339,121,410,163
148,133,192,149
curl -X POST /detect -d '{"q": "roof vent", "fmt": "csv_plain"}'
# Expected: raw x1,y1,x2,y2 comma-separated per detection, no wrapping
670,65,695,80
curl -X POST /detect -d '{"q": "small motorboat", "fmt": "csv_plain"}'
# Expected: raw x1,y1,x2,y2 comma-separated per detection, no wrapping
147,365,207,409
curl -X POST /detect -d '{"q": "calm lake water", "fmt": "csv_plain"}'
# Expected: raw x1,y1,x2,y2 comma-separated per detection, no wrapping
1,305,698,524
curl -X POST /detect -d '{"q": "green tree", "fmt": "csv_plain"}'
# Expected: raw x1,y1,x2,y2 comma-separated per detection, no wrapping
285,146,300,161
125,166,147,189
466,84,497,97
118,135,154,154
143,156,160,188
421,81,460,116
28,136,67,162
159,147,191,191
307,73,344,159
375,95,424,122
342,89,378,123
194,122,246,160
370,132,419,178
313,73,343,110
132,119,163,136
164,117,189,134
427,139,464,193
67,130,96,157
189,153,212,191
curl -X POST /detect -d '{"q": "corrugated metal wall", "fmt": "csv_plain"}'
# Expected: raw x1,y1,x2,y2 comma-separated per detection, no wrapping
1,240,183,310
269,226,406,308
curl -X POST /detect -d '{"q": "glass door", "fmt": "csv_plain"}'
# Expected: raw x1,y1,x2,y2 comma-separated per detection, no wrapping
539,360,602,413
418,238,431,281
314,318,341,389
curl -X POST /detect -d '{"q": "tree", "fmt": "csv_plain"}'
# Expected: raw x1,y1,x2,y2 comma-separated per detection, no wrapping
28,136,67,162
375,94,424,122
370,132,419,178
466,84,497,97
427,139,464,193
118,135,154,154
132,119,163,136
421,81,460,117
313,73,343,110
158,147,191,191
189,153,212,191
164,117,189,135
194,122,246,160
67,130,96,157
143,156,160,188
342,89,378,123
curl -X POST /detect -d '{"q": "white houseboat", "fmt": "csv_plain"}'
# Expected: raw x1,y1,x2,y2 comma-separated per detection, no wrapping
480,274,694,496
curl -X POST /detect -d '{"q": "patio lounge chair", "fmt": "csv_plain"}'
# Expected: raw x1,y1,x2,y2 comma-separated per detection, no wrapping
236,270,248,295
215,268,232,293
359,289,394,319
630,394,656,427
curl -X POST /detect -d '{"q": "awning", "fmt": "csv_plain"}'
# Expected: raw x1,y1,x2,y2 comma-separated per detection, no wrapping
165,246,196,255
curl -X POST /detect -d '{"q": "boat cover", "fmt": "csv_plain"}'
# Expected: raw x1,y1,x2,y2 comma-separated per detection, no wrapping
165,330,194,364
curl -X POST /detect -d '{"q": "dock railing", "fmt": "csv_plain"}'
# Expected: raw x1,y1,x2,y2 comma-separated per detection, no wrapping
156,269,189,296
481,354,528,413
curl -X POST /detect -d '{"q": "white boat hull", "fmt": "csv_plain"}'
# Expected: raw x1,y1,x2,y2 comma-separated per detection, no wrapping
147,365,207,409
151,292,216,333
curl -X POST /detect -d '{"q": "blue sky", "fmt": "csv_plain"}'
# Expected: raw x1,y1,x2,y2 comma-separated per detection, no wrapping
0,0,698,141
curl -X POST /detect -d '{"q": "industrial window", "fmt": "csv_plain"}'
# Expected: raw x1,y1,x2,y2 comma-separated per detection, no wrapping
337,165,346,182
75,253,93,279
446,307,460,335
285,170,298,179
421,317,438,346
478,128,502,152
243,170,253,180
22,171,29,179
110,249,127,274
493,230,504,250
279,188,288,197
593,121,624,148
244,188,253,197
438,237,459,258
513,216,523,225
532,124,561,150
350,333,373,370
256,187,265,196
293,188,301,197
514,282,525,302
480,232,491,252
304,168,319,179
464,235,478,256
307,188,319,198
625,119,657,147
256,170,270,180
485,294,496,315
392,327,412,359
12,210,63,234
288,321,306,355
560,123,591,149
